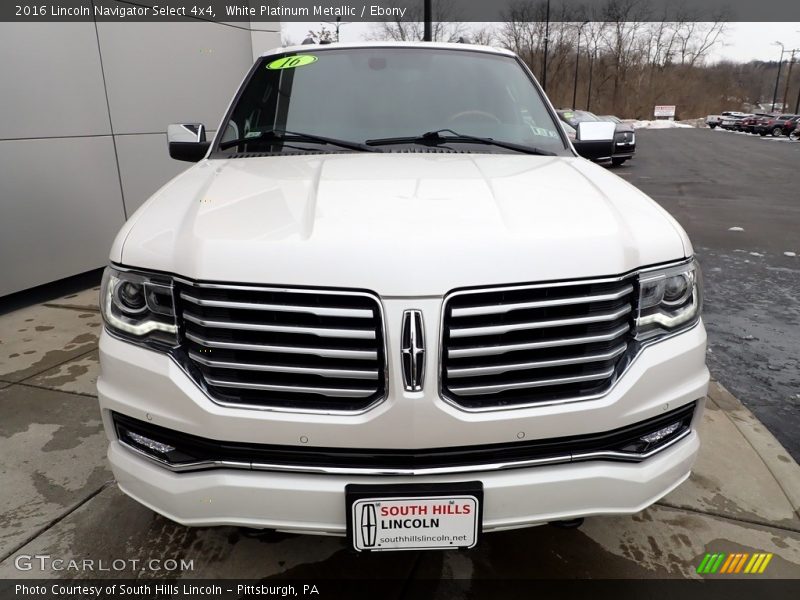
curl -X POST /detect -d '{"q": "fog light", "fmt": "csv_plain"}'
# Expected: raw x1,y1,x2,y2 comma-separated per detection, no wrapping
640,421,681,444
127,431,175,455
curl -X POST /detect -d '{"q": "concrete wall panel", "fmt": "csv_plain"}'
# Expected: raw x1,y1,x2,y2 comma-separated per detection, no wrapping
0,19,281,296
97,22,254,135
0,137,126,296
0,22,111,140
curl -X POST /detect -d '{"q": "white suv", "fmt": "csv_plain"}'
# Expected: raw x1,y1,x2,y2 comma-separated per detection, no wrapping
98,42,708,552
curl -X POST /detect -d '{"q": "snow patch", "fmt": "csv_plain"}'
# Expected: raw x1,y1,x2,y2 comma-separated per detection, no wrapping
728,226,744,231
631,120,694,130
784,251,797,257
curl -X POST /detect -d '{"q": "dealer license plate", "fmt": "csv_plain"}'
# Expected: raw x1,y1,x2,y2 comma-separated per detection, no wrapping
346,482,482,552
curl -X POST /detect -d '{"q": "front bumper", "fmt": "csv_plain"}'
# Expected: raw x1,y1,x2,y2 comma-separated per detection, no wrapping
613,143,636,159
108,429,699,534
98,316,709,534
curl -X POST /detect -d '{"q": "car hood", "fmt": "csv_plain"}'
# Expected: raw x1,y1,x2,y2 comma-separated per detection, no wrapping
114,153,690,296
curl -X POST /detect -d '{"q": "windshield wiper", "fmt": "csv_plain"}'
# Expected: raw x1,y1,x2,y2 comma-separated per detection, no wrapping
365,129,556,156
219,129,380,152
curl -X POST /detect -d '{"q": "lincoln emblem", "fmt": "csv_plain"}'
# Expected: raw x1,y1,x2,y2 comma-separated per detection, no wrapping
401,310,425,391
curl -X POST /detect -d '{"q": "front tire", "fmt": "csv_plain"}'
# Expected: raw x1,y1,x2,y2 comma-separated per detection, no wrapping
708,123,717,129
772,127,783,137
611,157,627,166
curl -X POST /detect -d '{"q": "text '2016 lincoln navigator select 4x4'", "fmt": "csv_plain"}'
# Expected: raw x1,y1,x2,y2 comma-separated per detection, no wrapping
98,42,708,552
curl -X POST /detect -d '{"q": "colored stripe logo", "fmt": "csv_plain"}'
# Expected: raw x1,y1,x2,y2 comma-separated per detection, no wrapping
697,552,773,574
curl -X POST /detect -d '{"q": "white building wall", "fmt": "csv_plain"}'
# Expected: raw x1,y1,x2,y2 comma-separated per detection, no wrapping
0,20,280,297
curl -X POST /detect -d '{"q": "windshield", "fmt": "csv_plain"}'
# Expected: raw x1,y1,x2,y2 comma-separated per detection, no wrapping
216,47,569,155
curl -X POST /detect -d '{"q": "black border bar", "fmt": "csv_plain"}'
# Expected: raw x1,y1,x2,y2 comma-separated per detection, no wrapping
4,0,800,23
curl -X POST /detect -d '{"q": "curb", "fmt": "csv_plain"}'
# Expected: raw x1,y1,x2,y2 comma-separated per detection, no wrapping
707,380,800,517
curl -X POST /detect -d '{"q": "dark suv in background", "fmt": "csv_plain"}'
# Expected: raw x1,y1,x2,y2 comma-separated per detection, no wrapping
557,110,635,166
756,114,797,136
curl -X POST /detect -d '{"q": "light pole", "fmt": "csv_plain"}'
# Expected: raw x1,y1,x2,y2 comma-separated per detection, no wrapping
783,49,797,111
572,21,589,110
423,0,432,42
323,17,350,42
542,0,551,92
796,76,800,114
771,41,784,111
586,46,595,111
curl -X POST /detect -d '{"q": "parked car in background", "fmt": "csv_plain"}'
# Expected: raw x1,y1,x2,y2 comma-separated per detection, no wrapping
705,111,747,129
596,115,635,166
741,113,771,134
756,114,797,137
558,110,635,166
786,116,800,138
720,114,750,131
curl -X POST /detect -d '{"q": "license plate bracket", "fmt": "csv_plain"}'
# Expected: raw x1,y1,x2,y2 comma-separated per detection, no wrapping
346,481,483,552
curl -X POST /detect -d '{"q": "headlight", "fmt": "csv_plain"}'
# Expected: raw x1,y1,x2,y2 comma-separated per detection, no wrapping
635,259,702,340
100,266,178,347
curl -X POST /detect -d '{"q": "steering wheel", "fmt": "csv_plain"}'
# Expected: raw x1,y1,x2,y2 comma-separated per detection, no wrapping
446,110,502,125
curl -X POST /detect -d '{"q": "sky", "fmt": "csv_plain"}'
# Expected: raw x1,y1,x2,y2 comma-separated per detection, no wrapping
281,21,800,63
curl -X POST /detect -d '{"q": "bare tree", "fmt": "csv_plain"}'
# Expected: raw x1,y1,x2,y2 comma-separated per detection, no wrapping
469,26,497,47
368,0,733,118
368,0,466,42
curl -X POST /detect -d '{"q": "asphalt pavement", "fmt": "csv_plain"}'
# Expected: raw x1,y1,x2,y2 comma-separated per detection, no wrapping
620,128,800,462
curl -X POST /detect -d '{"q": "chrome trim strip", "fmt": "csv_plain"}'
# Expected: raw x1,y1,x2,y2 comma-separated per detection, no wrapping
449,368,616,396
116,426,694,476
105,325,390,417
205,377,378,398
251,454,569,476
185,331,378,360
447,344,627,378
188,352,379,380
450,284,634,317
182,312,376,339
180,292,373,318
449,305,631,338
447,324,630,358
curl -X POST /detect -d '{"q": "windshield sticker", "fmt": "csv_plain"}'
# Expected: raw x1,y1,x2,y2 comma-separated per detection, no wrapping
267,55,318,70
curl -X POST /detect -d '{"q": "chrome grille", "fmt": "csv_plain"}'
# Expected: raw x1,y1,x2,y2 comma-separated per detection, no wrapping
441,277,636,410
176,283,386,412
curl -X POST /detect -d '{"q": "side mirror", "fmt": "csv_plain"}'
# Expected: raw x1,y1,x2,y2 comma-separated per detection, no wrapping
572,121,616,163
168,123,210,162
